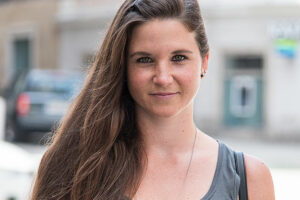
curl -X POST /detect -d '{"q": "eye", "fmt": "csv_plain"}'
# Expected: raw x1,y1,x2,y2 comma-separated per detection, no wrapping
136,57,153,63
172,55,187,62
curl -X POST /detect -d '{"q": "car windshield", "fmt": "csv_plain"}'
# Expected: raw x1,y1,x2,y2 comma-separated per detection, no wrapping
25,71,82,97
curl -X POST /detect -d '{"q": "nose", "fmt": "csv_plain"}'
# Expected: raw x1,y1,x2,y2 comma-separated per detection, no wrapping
152,61,173,86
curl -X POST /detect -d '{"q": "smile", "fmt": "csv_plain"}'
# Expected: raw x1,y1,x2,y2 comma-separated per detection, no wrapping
149,92,179,99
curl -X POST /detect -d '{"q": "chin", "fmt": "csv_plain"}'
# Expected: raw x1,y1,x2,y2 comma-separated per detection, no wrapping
136,103,189,119
149,107,182,118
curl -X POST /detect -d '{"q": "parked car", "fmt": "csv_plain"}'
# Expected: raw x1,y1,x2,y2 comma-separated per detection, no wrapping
0,141,43,200
3,69,83,142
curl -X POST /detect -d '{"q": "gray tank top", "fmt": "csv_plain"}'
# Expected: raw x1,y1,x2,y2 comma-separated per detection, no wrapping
201,140,240,200
123,140,241,200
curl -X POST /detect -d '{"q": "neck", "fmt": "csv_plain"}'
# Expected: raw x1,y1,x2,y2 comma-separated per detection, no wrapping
136,104,197,155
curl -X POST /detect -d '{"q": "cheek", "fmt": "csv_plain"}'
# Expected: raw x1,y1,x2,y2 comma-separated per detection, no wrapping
179,65,201,90
127,68,148,96
182,73,200,93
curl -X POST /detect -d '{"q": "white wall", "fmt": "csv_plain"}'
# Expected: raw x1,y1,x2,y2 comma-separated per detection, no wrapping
266,49,300,135
57,0,119,70
58,24,106,69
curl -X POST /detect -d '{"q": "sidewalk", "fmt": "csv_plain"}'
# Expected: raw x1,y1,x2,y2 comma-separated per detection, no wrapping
219,136,300,200
271,168,300,200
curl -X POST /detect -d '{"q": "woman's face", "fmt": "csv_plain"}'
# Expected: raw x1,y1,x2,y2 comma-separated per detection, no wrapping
127,19,208,118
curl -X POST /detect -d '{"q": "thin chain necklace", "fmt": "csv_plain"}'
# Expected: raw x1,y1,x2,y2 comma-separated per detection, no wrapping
135,128,198,200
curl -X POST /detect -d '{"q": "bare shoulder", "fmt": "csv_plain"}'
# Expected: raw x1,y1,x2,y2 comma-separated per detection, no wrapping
244,154,275,200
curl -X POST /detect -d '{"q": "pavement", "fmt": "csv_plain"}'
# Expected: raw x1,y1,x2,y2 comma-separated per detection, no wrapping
218,136,300,168
219,136,300,200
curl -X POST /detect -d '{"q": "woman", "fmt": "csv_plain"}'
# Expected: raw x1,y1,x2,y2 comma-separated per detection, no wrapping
31,0,275,199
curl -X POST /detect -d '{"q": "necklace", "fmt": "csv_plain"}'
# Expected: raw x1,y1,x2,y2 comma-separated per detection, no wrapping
135,128,198,200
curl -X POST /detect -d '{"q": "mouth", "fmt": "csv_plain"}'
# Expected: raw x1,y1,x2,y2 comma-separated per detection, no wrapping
149,92,179,98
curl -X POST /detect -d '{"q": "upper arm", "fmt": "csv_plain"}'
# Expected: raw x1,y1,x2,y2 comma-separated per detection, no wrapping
244,154,275,200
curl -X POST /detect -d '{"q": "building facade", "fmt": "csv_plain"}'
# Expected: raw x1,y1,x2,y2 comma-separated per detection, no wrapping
57,0,300,138
56,0,122,70
1,0,299,139
195,2,300,138
0,0,59,90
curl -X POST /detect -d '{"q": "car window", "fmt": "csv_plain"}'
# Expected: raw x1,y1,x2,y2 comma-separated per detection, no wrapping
25,72,83,97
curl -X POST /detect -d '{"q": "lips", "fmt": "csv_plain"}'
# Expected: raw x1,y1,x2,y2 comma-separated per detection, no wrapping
150,92,178,96
149,92,179,99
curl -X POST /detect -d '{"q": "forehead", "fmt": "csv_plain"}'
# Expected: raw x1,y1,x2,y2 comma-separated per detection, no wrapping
128,19,199,53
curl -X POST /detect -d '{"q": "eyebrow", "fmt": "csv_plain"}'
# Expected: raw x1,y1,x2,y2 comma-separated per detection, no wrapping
171,49,193,55
129,49,193,58
129,51,151,58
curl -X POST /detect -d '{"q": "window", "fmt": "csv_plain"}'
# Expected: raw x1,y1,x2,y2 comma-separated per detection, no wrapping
13,38,31,75
229,76,257,118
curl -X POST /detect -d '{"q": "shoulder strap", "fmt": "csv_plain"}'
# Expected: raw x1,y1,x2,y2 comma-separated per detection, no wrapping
234,152,248,200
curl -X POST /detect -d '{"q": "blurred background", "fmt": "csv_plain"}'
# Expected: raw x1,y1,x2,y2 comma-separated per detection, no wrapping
0,0,299,199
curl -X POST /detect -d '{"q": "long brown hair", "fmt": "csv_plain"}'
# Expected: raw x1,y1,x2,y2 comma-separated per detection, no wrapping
30,0,209,199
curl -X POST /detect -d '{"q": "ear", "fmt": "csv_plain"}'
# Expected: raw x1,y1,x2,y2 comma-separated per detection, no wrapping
201,52,209,74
